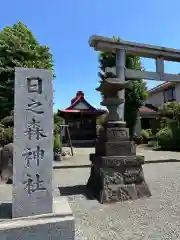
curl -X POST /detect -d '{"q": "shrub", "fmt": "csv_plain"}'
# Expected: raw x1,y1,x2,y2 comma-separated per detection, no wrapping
141,129,151,143
54,123,60,135
156,120,180,150
148,135,157,141
146,129,152,136
54,133,61,153
96,112,108,126
156,127,173,150
156,102,180,150
158,101,180,123
0,127,13,146
53,113,64,130
0,116,13,128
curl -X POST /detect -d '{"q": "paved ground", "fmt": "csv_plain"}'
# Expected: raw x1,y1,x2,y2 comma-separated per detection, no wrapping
1,147,180,239
53,146,180,168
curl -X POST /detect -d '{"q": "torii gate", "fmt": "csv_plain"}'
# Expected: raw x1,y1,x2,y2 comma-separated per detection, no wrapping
87,35,180,204
89,35,180,81
89,35,180,120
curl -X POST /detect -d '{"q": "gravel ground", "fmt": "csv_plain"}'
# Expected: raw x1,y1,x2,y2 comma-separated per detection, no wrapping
53,148,180,240
1,148,180,239
57,162,180,240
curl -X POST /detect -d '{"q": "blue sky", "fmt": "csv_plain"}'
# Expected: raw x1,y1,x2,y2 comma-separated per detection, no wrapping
0,0,180,111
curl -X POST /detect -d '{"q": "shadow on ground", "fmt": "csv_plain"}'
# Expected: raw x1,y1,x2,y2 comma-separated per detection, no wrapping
53,159,180,170
58,184,95,200
63,142,95,148
0,203,12,219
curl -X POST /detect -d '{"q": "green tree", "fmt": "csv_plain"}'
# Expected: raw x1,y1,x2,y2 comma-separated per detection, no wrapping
0,21,55,118
158,101,180,122
98,41,148,137
53,112,64,134
53,112,64,154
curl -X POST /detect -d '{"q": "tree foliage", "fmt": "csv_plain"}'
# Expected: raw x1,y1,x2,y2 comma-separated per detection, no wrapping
53,112,64,134
98,41,148,137
158,101,180,121
0,21,55,118
53,112,64,153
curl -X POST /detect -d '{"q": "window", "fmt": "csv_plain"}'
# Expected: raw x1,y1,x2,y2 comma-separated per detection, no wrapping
163,87,176,103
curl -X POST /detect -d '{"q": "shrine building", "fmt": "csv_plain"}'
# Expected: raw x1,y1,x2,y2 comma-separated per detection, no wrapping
58,91,105,146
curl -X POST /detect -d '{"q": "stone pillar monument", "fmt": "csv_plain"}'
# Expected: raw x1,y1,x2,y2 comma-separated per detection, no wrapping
0,68,75,240
12,67,53,218
87,44,151,203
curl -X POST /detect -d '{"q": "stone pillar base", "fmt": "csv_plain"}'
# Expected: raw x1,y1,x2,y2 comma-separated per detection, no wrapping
0,197,75,240
87,154,151,203
87,120,151,204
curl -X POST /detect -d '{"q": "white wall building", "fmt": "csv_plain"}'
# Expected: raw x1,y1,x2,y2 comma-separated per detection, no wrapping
146,81,179,107
135,81,180,136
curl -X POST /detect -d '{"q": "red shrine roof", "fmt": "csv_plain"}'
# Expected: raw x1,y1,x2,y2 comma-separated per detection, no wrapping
58,91,157,116
138,106,156,114
58,91,106,115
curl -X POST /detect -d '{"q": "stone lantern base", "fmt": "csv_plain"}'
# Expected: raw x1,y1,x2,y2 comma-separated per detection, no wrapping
87,121,151,203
